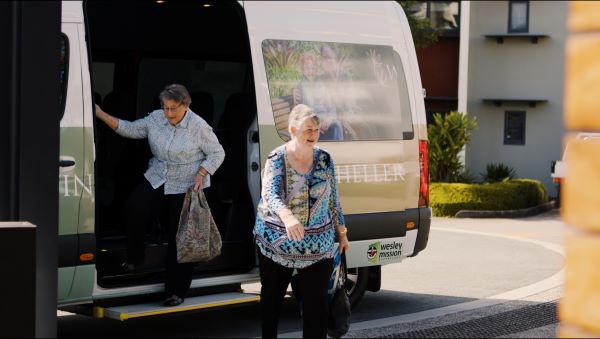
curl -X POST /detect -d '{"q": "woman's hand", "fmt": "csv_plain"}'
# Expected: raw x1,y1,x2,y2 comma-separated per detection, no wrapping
94,104,119,130
280,210,304,242
337,226,349,253
338,234,350,254
95,104,103,117
285,222,305,242
194,172,204,191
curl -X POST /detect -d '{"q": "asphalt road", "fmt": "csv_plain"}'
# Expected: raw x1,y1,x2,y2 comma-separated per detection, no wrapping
57,209,565,338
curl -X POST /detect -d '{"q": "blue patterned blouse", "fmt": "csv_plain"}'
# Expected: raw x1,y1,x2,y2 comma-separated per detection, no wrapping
253,145,346,268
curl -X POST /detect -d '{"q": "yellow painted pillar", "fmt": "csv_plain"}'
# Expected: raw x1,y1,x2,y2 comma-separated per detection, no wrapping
559,2,600,337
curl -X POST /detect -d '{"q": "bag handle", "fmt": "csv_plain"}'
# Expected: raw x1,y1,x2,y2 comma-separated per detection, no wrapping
337,252,347,289
193,188,210,209
177,189,194,235
182,188,193,211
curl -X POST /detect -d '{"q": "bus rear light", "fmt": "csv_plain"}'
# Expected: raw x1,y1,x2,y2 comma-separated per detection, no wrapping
418,140,429,208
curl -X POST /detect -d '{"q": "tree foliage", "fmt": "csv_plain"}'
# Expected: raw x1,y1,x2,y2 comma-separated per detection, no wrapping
428,111,478,183
397,1,440,49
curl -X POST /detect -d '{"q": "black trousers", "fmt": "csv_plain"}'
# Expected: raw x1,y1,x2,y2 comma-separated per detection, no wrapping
124,178,195,298
258,251,333,339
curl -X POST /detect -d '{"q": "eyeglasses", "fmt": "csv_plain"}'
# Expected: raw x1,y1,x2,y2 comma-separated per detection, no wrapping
162,103,182,112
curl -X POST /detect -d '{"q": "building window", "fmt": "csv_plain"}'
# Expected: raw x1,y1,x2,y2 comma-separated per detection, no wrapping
508,1,529,33
504,111,526,145
408,1,460,31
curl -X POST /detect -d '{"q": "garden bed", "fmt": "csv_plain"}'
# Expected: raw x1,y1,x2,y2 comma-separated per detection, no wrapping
430,179,549,217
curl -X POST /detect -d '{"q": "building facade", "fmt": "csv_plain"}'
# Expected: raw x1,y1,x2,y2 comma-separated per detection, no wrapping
462,1,567,197
411,1,461,123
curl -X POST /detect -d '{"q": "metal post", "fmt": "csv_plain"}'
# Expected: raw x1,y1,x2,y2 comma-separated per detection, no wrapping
0,223,36,338
0,1,61,337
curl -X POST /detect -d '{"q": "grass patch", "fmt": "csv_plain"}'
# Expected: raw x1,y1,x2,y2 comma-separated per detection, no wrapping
430,179,549,217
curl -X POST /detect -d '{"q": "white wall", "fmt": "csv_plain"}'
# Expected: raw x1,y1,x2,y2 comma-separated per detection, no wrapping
465,0,567,197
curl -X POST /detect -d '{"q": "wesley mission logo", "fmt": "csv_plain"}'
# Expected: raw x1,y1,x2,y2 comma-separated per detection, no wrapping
367,242,380,263
367,241,403,264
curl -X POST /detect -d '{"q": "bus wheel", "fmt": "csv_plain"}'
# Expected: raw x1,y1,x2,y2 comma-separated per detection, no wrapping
345,267,368,308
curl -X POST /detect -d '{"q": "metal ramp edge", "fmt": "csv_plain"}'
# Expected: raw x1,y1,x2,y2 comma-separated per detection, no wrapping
95,292,260,321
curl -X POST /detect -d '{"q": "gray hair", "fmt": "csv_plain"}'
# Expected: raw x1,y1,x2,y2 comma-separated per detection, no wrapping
288,104,320,131
159,84,192,106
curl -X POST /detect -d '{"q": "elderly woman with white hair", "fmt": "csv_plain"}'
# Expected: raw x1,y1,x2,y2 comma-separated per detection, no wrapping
253,104,350,338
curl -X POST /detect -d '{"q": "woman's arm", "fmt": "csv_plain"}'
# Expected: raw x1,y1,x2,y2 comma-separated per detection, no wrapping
197,126,225,176
95,104,149,139
261,154,288,215
95,104,119,130
328,160,346,229
328,158,349,252
193,125,224,191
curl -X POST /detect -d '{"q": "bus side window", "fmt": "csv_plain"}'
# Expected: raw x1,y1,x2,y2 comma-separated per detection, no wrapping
261,40,414,142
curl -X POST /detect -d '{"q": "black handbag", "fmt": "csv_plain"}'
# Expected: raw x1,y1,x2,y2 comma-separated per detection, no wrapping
328,253,351,338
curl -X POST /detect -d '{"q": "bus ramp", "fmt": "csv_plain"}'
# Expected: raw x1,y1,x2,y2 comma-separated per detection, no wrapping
94,292,260,321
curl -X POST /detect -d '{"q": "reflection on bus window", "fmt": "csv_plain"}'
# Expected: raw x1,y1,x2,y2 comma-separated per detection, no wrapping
262,40,413,142
408,1,460,30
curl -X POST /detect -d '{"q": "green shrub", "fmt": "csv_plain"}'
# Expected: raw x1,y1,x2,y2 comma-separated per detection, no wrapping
481,163,516,183
430,179,549,217
455,168,478,184
428,111,478,182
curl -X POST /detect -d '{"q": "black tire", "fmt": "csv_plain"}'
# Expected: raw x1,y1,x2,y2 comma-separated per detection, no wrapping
345,267,368,308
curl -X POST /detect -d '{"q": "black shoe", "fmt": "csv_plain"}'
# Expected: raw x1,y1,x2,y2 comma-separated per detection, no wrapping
120,262,136,273
163,295,184,307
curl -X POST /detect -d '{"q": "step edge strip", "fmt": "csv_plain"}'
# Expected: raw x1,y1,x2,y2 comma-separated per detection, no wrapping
108,295,261,321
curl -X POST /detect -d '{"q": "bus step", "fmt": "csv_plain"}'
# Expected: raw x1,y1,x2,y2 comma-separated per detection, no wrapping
96,292,260,321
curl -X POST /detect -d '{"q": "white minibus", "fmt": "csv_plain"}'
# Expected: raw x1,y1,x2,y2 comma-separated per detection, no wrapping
58,0,431,320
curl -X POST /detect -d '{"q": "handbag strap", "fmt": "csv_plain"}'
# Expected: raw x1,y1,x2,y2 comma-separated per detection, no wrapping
337,252,347,289
182,188,193,211
195,188,210,209
177,189,194,234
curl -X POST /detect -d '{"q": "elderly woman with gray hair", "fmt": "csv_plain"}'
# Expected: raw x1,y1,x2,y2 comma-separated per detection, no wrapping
95,83,225,307
253,104,350,338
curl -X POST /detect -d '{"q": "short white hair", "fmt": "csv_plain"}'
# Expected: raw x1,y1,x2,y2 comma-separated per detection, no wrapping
288,104,320,131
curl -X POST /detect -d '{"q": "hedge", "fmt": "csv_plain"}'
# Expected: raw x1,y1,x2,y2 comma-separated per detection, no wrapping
430,179,549,217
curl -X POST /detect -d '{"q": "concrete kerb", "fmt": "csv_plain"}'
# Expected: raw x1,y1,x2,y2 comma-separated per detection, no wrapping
454,201,557,219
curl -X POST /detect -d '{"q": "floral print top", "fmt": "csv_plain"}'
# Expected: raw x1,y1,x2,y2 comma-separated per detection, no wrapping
253,145,345,268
